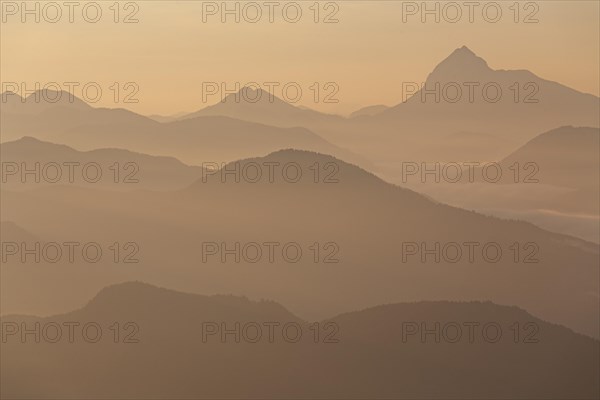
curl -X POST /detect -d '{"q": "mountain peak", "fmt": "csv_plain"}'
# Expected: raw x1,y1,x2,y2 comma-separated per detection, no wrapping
453,45,476,57
443,45,482,63
222,86,284,104
427,46,491,82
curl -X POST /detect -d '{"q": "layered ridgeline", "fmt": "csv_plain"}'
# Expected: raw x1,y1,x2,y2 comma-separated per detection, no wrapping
181,46,599,136
421,126,599,217
0,89,369,169
376,46,599,129
181,85,346,127
363,46,599,161
2,150,598,338
1,282,598,399
2,47,597,167
177,46,600,162
484,126,599,215
497,126,599,188
388,126,600,243
0,137,203,191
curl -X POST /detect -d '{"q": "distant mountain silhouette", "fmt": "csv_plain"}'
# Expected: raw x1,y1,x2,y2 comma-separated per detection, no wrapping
390,126,599,243
463,126,600,215
167,46,600,165
498,126,599,190
0,137,203,191
147,111,190,123
3,47,597,169
348,46,599,163
423,45,493,82
1,282,598,399
1,89,91,115
1,97,370,168
381,46,599,128
1,101,158,143
181,86,345,127
2,150,598,338
349,104,389,118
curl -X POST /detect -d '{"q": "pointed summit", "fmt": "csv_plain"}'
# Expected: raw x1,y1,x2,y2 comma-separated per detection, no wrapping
444,46,485,64
427,46,491,82
452,45,476,57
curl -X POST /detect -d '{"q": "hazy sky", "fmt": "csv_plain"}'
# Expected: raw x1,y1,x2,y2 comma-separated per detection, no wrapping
1,0,598,115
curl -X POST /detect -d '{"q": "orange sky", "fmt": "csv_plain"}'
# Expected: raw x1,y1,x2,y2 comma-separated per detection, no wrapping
1,0,598,116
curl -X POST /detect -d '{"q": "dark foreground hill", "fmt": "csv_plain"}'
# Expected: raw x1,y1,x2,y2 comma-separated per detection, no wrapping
1,282,598,399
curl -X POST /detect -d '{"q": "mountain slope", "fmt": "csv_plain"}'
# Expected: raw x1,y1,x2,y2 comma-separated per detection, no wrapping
0,137,204,191
1,282,598,399
1,89,92,115
1,92,369,168
349,104,389,118
1,150,598,338
459,126,600,215
379,46,599,130
181,86,345,127
497,126,599,190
